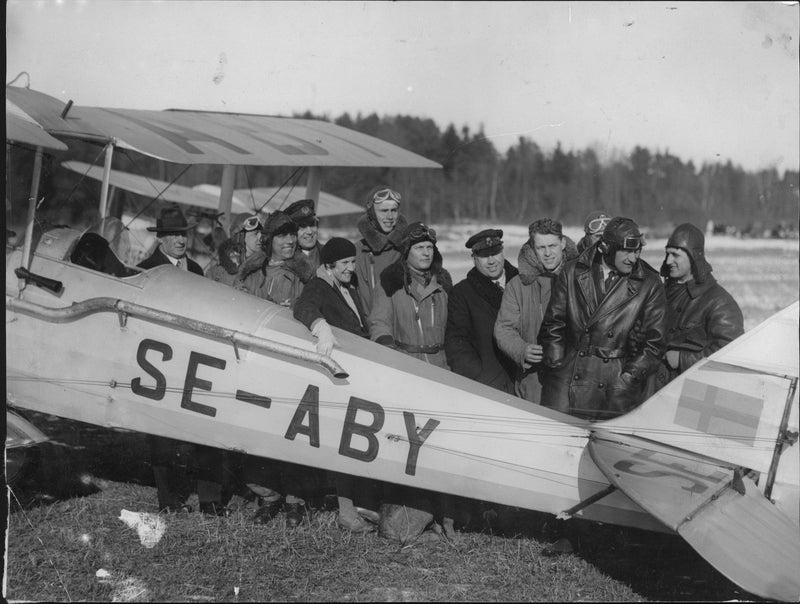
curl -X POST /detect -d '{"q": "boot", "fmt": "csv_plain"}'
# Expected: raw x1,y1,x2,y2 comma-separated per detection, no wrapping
336,496,374,533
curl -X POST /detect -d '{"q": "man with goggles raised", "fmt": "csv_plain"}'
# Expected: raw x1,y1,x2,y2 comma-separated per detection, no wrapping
577,210,611,254
354,185,408,316
206,213,263,287
539,216,667,421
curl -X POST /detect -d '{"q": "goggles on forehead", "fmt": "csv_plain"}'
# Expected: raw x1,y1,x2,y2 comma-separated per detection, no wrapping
242,215,262,232
619,234,644,250
587,216,611,234
409,224,437,243
373,188,402,204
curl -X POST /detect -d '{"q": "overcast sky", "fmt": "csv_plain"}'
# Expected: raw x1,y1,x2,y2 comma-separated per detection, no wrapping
6,1,799,173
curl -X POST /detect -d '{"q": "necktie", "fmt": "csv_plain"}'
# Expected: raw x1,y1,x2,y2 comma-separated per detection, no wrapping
176,258,184,270
604,271,617,294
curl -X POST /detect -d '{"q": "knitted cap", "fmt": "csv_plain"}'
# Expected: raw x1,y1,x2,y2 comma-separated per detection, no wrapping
320,237,357,265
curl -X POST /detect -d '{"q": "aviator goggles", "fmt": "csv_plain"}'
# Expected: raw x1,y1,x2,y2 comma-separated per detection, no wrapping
618,234,645,251
372,188,402,205
242,215,263,232
587,216,611,234
409,224,437,244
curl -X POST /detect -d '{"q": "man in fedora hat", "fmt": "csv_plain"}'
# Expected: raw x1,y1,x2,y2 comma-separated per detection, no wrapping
138,205,233,515
138,205,203,275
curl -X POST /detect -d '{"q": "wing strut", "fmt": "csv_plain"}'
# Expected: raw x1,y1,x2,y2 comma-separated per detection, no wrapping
766,376,799,499
556,484,617,520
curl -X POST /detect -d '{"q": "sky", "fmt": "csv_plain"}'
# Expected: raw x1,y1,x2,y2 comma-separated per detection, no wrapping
6,1,800,173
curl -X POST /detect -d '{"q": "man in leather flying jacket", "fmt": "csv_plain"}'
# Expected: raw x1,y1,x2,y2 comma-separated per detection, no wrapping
649,222,743,393
538,217,667,420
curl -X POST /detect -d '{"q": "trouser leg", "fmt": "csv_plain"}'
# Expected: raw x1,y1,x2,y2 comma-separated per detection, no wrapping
149,435,190,510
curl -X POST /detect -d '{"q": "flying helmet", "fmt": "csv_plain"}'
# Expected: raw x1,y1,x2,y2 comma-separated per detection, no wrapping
661,222,712,282
599,217,644,254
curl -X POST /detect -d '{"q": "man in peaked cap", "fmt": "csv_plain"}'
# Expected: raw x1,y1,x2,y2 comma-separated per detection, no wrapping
137,205,203,275
649,222,743,392
285,199,323,269
539,216,667,420
446,229,519,394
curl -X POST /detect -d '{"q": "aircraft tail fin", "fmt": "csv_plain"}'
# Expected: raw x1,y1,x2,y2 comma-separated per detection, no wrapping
600,301,799,475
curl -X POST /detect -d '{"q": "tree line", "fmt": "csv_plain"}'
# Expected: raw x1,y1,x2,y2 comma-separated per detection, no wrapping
7,111,798,234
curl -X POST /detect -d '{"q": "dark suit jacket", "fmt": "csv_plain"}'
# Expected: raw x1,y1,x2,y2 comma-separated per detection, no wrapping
138,247,203,276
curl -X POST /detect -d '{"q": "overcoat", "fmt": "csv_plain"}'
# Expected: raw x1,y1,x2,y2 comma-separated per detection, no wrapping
495,238,579,403
446,261,519,394
649,272,743,392
354,213,408,316
369,258,452,369
293,266,369,338
137,246,203,276
539,245,667,420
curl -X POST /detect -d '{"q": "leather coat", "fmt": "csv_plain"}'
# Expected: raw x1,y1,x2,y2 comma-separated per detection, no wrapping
649,273,743,392
539,246,667,420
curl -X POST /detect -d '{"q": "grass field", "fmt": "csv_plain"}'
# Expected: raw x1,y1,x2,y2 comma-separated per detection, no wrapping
7,418,753,603
5,230,795,602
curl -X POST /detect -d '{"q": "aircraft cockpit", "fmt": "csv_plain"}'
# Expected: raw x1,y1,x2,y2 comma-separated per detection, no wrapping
17,218,143,280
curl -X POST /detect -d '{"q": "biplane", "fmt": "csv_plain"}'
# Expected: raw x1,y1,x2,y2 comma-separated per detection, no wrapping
5,85,799,601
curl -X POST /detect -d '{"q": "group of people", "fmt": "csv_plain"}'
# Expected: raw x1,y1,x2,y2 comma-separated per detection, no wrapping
136,186,744,540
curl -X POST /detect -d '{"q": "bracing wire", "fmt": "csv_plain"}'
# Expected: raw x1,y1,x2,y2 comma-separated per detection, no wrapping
255,167,306,214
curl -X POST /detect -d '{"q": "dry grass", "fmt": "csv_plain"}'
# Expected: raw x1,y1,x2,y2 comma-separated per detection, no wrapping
6,419,756,602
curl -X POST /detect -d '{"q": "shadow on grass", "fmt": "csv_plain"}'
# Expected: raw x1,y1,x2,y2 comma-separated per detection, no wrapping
466,503,761,602
9,411,154,510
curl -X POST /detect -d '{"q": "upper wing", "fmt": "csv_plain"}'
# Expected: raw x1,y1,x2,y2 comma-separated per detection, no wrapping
7,98,68,151
589,430,800,602
7,86,441,168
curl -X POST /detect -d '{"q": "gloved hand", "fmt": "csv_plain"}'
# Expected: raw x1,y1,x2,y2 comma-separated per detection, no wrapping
311,319,338,356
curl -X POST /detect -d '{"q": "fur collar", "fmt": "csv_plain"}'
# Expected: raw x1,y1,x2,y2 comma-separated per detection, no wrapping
517,236,579,285
466,260,519,307
237,248,314,283
379,252,453,298
357,213,408,254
